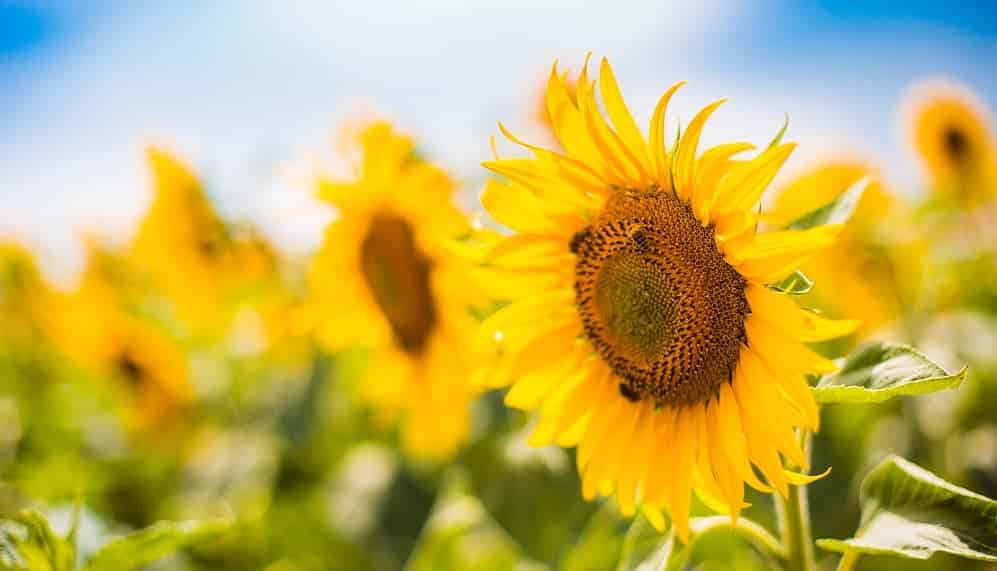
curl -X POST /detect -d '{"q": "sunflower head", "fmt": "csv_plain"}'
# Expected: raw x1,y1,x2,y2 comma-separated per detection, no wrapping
573,188,749,407
477,56,858,540
55,242,193,434
906,83,995,201
307,121,481,460
105,318,193,433
131,148,273,335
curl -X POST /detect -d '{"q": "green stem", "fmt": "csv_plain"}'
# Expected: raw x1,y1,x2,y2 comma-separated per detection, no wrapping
690,516,788,562
836,551,860,571
776,431,817,571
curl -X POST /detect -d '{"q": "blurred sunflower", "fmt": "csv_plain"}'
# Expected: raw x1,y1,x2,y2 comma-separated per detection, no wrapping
475,57,857,540
306,122,481,460
905,82,996,203
767,163,924,337
131,149,271,336
0,242,56,351
56,239,193,434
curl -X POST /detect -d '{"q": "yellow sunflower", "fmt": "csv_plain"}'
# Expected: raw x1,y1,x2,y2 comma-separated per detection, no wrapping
131,148,271,336
306,122,481,460
767,162,923,337
905,82,995,202
0,241,56,350
56,239,193,433
475,57,857,540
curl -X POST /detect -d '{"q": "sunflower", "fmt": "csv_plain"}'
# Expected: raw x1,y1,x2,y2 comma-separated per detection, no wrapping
131,148,270,336
306,122,481,460
475,57,857,540
906,82,995,202
766,162,923,337
56,239,193,433
0,242,56,350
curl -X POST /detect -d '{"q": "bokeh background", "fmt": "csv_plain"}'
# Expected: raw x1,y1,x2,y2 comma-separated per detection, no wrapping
2,2,997,570
4,0,996,274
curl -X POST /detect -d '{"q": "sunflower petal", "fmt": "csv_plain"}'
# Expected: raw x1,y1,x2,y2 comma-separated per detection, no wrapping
673,99,726,200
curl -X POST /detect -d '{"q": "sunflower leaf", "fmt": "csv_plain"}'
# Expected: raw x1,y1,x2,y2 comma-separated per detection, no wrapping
405,472,537,571
767,270,813,295
812,341,966,404
786,176,869,230
83,519,230,571
617,514,689,571
617,514,785,571
817,455,997,562
0,511,75,571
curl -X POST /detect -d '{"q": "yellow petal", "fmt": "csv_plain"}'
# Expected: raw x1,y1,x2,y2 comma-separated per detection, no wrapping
598,57,651,176
546,62,605,171
746,282,859,342
745,314,838,375
691,143,756,223
616,402,656,516
649,82,686,188
712,143,796,221
480,179,560,235
673,99,727,200
733,225,841,283
641,406,677,508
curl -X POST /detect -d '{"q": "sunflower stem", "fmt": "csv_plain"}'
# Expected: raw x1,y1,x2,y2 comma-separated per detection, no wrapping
776,430,817,571
836,551,860,571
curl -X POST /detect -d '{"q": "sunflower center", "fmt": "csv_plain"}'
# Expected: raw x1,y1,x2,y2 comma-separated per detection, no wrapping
360,213,437,355
573,188,748,407
115,352,146,387
943,126,970,163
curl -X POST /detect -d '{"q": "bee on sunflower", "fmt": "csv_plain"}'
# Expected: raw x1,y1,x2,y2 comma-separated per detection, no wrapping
55,238,193,435
306,122,482,460
905,82,996,204
474,56,858,540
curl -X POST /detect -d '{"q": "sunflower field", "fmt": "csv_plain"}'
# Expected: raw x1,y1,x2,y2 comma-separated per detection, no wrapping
2,3,997,571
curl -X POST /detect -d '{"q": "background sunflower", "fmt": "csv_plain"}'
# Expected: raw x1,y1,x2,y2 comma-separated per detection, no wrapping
306,122,484,460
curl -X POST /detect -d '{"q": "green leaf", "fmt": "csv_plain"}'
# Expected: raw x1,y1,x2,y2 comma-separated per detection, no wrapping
767,270,813,295
617,515,785,571
812,341,966,404
786,176,869,230
405,475,535,571
0,511,74,571
617,514,688,571
817,455,997,562
84,519,230,571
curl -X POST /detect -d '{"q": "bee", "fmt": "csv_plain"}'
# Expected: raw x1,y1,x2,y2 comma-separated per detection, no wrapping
618,382,641,402
631,228,650,252
569,226,592,254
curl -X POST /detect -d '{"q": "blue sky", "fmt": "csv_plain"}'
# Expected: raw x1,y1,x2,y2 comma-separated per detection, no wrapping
2,0,995,278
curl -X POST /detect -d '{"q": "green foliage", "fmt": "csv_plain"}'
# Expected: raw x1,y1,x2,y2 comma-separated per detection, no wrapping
616,514,785,571
0,511,74,571
405,484,532,571
812,342,966,404
0,510,230,571
767,271,814,295
817,455,997,563
83,520,230,571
